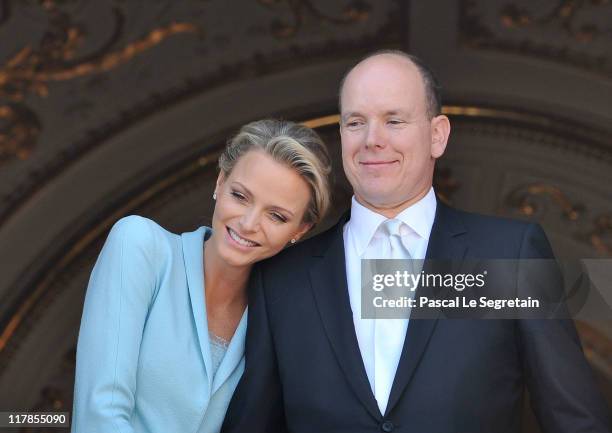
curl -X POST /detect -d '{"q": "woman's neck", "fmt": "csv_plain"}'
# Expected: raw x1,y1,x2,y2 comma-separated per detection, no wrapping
203,239,250,309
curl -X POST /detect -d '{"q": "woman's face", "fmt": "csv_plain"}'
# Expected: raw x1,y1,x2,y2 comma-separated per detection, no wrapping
210,150,313,268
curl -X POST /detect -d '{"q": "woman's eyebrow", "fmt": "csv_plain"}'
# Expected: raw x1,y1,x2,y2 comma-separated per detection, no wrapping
232,181,295,217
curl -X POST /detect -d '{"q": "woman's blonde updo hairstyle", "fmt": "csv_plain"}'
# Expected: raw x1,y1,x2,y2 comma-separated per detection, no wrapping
219,119,332,227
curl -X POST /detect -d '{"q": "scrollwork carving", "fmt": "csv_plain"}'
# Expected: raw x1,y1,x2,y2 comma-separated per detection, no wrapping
460,0,612,75
257,0,371,38
505,183,583,220
0,0,199,166
500,0,612,42
0,104,41,164
504,182,611,255
500,0,612,43
576,321,612,381
588,215,611,255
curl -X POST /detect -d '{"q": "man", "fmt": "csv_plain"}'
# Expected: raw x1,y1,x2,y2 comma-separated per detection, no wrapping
222,51,610,433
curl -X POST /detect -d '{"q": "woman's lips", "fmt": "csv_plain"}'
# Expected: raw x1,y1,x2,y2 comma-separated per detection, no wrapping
226,226,260,248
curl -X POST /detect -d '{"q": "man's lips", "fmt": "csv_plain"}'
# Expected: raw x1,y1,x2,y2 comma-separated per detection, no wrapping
359,160,398,166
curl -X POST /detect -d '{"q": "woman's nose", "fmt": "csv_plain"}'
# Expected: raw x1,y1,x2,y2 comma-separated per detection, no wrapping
239,209,260,232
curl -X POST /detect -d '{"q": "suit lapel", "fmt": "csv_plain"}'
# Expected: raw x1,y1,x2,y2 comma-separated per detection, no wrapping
309,216,382,420
385,202,468,415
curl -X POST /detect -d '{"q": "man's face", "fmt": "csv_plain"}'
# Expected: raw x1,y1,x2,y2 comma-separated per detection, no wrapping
339,55,448,216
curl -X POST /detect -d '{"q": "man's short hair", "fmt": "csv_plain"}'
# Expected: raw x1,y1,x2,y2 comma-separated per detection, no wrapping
338,49,442,119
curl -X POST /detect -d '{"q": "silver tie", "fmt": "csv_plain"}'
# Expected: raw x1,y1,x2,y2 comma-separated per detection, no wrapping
373,219,411,415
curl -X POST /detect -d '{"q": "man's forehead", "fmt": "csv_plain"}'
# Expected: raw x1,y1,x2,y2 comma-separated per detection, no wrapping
341,55,423,100
346,55,419,85
356,53,417,71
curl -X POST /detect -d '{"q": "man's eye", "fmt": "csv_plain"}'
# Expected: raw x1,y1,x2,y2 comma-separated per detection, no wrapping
346,121,363,128
388,119,404,125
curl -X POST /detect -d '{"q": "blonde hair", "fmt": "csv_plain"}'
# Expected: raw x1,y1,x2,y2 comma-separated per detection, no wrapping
219,119,332,226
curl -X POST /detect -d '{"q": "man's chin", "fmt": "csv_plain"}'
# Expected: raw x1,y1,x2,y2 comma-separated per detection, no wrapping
355,193,400,210
355,189,429,215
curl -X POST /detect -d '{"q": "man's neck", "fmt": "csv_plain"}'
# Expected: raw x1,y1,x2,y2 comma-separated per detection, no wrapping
355,186,432,219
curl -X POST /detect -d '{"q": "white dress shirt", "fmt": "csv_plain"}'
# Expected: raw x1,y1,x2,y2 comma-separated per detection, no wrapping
343,187,437,414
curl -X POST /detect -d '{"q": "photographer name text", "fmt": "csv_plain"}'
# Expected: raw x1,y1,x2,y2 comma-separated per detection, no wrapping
373,296,540,310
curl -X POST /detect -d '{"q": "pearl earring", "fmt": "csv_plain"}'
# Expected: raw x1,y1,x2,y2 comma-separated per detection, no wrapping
290,238,296,244
213,192,217,200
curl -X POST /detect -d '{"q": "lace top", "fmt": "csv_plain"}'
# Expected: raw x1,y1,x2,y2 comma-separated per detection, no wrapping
209,332,230,376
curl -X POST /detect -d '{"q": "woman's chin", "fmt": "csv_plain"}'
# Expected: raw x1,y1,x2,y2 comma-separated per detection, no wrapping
217,249,254,268
212,232,285,266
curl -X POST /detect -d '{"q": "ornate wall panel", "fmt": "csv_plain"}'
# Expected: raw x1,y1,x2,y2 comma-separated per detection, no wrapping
0,1,610,431
460,0,612,76
0,0,401,226
440,108,612,259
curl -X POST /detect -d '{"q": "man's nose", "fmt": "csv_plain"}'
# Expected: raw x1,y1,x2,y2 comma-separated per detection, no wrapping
365,122,385,149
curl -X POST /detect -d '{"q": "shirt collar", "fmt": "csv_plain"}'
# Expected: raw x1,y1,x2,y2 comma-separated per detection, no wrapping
347,187,437,257
394,187,437,239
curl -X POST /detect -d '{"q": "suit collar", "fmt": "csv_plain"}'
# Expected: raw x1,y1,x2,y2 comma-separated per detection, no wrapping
385,199,468,414
425,200,468,259
308,216,382,420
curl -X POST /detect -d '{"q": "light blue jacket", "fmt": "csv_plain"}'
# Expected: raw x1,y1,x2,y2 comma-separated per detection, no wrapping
72,216,247,433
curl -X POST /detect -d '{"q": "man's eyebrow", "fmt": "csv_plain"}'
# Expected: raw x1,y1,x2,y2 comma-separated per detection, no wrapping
341,112,363,122
384,109,409,116
341,109,411,122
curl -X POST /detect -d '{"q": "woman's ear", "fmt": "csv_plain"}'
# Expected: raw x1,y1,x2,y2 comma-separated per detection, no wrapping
215,172,226,195
292,222,313,243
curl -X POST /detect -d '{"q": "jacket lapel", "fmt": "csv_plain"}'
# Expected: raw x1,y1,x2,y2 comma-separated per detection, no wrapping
181,227,214,393
385,201,468,415
212,308,247,395
309,216,382,420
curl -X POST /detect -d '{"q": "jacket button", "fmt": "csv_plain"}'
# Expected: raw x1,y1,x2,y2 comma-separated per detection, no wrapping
381,420,394,432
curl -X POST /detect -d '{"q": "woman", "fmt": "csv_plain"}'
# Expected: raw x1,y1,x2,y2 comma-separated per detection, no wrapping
71,119,331,433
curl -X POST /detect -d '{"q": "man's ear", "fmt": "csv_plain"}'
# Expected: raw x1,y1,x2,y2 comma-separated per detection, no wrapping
430,115,451,159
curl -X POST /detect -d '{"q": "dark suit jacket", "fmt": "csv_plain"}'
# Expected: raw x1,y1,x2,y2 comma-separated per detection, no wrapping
223,202,610,433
